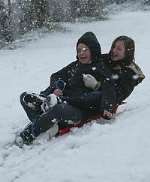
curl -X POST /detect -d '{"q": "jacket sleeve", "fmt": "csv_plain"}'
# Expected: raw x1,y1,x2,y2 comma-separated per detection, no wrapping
63,77,117,114
95,61,117,113
100,78,117,113
40,62,74,97
63,63,117,113
116,69,141,104
127,62,145,86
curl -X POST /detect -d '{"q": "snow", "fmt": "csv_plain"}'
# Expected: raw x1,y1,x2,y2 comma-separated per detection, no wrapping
0,10,150,182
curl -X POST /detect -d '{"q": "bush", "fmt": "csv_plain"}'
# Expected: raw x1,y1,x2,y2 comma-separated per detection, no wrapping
0,1,14,45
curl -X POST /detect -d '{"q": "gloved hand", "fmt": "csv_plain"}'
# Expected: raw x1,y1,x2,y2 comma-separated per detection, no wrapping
55,80,66,91
53,80,66,96
41,94,58,112
53,89,63,96
83,74,101,90
102,110,113,120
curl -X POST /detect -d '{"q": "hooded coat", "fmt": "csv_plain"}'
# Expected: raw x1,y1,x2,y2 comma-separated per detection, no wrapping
102,36,145,104
40,32,116,113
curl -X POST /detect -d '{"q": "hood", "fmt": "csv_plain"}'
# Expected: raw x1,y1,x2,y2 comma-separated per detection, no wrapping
76,32,101,62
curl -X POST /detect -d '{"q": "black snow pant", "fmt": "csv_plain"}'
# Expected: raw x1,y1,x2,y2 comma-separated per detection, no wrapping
20,92,91,143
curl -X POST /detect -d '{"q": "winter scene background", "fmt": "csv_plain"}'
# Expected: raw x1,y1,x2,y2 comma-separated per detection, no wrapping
0,0,150,182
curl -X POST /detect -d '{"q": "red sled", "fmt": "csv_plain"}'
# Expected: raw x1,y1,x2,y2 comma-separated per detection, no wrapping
56,103,126,137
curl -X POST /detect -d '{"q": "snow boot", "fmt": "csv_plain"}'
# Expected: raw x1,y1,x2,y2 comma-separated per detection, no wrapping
15,123,35,147
23,93,45,111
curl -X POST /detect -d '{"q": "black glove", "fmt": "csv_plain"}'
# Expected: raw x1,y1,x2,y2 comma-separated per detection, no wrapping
55,80,66,91
101,110,113,120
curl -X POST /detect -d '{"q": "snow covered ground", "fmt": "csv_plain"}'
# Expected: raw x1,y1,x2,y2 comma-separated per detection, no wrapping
0,10,150,182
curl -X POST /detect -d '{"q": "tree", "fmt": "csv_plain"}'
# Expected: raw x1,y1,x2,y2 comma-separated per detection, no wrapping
0,0,13,43
30,0,49,27
70,0,105,19
17,0,49,33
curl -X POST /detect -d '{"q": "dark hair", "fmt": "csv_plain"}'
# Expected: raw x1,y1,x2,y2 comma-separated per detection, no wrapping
76,32,101,62
110,36,135,65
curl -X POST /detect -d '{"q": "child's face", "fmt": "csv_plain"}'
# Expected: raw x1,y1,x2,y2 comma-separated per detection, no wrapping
111,40,125,61
77,43,92,64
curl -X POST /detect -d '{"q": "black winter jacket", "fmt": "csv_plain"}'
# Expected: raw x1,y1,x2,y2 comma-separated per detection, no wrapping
102,54,145,104
40,60,116,113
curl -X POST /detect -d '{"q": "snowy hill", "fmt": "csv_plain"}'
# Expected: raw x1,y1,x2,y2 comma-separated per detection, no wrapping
0,10,150,182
